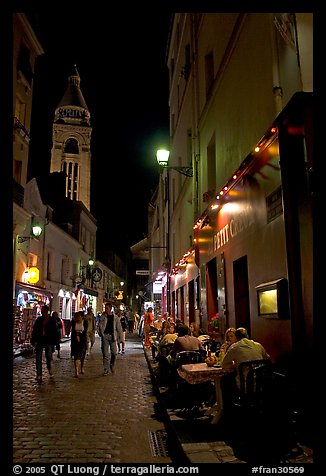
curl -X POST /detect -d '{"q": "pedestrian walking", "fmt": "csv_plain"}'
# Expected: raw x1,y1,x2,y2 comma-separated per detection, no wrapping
70,311,88,377
98,303,122,375
127,307,135,333
84,306,96,355
117,310,128,354
144,306,155,348
31,304,57,382
52,311,63,359
138,313,145,338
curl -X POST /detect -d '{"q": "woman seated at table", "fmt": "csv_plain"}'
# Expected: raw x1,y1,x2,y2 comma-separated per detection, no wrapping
220,327,237,354
156,320,169,342
158,322,178,353
189,322,200,337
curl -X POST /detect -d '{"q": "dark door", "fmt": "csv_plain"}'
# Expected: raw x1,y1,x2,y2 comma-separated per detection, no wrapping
233,255,251,335
188,279,195,323
206,257,218,328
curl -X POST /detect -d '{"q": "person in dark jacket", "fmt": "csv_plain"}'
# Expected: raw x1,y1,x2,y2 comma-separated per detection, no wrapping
31,304,57,382
70,311,88,377
117,310,128,354
51,311,63,359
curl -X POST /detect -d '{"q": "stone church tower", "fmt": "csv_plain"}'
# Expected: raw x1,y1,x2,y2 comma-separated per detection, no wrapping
50,65,92,210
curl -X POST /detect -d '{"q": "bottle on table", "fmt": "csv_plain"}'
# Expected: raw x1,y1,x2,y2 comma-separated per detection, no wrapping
218,348,225,363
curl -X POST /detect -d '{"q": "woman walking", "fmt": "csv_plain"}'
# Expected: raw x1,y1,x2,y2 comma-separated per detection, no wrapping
70,311,88,377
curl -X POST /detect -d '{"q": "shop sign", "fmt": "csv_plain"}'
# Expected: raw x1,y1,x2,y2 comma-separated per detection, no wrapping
115,291,124,300
27,267,40,284
91,267,102,282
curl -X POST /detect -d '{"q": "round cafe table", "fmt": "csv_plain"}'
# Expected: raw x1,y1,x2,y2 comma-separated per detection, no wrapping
177,362,226,424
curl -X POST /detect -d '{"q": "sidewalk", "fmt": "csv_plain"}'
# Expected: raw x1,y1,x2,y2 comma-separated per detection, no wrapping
143,346,314,465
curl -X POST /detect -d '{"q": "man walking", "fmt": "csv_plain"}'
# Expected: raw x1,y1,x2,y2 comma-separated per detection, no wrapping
31,304,57,382
84,306,96,355
98,304,122,375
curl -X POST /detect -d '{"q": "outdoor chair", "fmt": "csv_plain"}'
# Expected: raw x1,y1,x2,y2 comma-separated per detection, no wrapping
233,359,274,411
172,350,214,418
157,344,175,387
229,359,301,462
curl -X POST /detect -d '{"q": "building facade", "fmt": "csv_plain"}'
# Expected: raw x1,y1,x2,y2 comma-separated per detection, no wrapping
150,13,313,368
13,14,126,348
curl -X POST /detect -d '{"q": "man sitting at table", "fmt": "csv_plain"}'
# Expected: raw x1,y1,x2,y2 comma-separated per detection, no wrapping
221,327,271,412
169,324,204,360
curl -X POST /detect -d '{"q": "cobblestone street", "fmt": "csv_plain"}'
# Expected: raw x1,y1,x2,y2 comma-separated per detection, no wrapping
13,333,173,464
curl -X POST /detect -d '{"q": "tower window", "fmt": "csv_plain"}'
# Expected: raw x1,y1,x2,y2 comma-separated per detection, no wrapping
63,161,79,201
64,138,79,154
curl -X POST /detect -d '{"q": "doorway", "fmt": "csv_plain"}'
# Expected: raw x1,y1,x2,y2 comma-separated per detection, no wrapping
233,255,251,335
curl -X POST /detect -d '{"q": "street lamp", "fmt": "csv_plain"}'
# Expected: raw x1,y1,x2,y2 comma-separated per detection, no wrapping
156,149,193,177
80,258,95,280
17,224,43,243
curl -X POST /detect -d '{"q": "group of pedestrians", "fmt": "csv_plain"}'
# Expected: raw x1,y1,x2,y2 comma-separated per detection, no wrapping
30,303,132,381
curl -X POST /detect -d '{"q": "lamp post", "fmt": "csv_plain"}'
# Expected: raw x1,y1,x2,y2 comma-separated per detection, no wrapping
80,258,95,283
156,149,194,316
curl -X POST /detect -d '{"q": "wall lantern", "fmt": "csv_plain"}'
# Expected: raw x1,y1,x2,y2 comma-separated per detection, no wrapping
156,149,193,177
18,225,43,243
32,225,43,237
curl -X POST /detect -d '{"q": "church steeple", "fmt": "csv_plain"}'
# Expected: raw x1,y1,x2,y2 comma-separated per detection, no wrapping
50,66,92,210
54,65,90,126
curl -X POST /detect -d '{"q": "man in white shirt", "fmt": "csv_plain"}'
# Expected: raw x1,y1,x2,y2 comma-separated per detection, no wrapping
222,327,270,388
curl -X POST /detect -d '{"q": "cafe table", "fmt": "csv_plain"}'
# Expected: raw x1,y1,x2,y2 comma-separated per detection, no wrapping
177,362,226,424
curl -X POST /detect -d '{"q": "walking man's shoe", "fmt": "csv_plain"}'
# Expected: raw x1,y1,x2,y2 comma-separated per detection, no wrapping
110,364,115,373
103,369,109,376
36,375,42,383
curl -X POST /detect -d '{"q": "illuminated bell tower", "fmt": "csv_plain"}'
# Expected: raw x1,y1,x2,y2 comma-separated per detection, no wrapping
50,65,92,210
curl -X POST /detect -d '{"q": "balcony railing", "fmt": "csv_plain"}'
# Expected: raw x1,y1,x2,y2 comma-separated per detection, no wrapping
13,117,30,143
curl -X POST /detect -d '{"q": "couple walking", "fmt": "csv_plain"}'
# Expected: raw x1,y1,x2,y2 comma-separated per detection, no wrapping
72,303,123,377
32,303,123,381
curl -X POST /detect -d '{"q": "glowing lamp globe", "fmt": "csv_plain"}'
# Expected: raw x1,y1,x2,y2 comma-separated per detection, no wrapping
28,267,40,284
156,149,170,167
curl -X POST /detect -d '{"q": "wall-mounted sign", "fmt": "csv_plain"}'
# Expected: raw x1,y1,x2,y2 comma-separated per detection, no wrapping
27,267,40,284
136,270,150,275
115,291,124,300
91,267,102,282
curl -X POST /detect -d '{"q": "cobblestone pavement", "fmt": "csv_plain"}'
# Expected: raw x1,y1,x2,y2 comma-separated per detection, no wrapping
12,333,315,469
13,333,173,464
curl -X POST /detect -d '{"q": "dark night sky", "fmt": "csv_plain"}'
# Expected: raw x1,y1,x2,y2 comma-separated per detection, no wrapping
26,11,171,258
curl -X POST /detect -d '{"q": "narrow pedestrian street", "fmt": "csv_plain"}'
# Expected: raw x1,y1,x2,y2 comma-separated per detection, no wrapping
13,333,175,464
